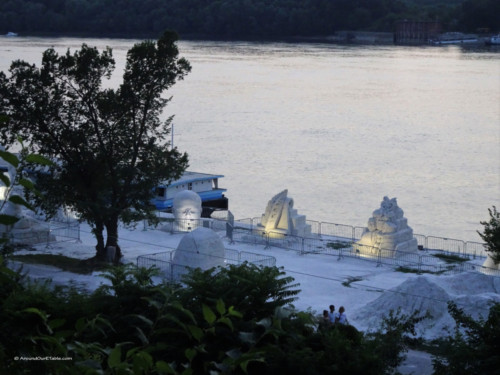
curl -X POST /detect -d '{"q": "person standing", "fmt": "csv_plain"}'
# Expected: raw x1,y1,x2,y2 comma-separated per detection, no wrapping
319,310,331,329
328,305,339,323
336,306,348,325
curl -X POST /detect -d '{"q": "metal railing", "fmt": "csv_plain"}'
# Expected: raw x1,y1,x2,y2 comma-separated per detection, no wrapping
6,219,80,246
136,213,496,277
233,217,488,258
143,217,216,233
137,247,276,282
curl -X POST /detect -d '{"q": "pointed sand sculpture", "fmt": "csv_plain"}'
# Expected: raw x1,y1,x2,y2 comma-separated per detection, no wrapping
256,189,311,238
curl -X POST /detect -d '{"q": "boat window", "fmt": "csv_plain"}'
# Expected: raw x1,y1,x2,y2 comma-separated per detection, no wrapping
188,183,193,190
156,187,166,197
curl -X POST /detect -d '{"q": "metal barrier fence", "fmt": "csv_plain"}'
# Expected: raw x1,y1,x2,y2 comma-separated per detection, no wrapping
49,221,81,243
143,217,217,233
7,219,80,246
232,219,500,276
234,217,488,257
137,247,276,282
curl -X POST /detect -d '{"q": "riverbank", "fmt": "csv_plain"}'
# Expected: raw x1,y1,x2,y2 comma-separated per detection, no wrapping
7,30,497,48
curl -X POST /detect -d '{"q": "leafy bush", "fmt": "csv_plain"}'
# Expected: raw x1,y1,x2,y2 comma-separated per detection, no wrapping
0,259,429,374
432,301,500,375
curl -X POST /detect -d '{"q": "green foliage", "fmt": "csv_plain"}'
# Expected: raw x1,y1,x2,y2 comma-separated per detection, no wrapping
0,143,53,252
477,206,500,264
459,0,500,32
342,276,363,287
0,31,190,260
0,0,494,38
0,261,429,374
432,301,500,375
179,264,300,322
367,308,430,371
326,241,351,249
0,143,51,223
9,254,103,274
432,253,469,264
395,266,446,275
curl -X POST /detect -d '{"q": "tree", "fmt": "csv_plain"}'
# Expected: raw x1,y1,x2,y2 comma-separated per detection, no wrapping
432,301,500,375
477,206,500,264
0,31,190,261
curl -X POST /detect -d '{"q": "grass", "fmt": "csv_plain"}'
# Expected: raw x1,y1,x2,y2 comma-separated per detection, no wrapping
395,266,446,275
9,254,108,274
326,241,351,250
432,253,469,264
342,276,363,287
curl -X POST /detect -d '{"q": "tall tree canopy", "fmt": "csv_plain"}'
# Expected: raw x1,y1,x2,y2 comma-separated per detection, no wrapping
0,31,190,261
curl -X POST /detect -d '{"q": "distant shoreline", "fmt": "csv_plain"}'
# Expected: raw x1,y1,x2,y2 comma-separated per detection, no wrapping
5,30,495,48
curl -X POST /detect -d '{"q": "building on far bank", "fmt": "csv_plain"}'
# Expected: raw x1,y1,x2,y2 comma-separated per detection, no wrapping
394,20,442,45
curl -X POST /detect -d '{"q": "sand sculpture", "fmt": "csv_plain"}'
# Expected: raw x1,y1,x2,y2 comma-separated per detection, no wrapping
172,227,225,276
354,196,418,258
0,162,55,245
172,190,202,232
481,255,500,274
256,189,311,238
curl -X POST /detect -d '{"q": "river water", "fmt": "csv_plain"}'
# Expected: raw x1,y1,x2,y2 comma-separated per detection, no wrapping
0,37,499,241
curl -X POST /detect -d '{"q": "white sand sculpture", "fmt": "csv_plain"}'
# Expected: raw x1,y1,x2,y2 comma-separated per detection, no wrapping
172,190,202,232
0,162,55,245
172,227,225,278
256,189,311,238
354,196,418,258
481,255,500,275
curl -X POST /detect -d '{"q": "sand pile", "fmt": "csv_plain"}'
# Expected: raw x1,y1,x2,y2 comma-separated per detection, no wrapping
351,272,500,339
351,276,449,335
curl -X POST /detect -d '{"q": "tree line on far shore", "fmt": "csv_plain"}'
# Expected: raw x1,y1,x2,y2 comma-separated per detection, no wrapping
1,0,499,39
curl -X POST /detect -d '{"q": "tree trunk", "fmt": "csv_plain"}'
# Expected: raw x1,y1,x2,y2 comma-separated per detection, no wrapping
105,216,122,263
93,221,106,260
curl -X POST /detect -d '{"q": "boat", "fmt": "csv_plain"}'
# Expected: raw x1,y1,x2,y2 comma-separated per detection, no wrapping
152,171,228,217
429,38,478,45
485,34,500,46
429,32,479,45
5,32,18,37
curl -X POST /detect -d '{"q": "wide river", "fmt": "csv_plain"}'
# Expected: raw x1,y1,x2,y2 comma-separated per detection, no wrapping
0,37,499,242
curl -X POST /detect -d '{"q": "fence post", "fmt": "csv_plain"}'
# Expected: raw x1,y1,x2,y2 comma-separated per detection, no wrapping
77,223,81,243
337,246,344,261
45,225,51,248
376,249,382,267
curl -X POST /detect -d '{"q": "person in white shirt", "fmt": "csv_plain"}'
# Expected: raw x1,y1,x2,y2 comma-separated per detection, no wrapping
328,304,339,323
336,306,348,325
